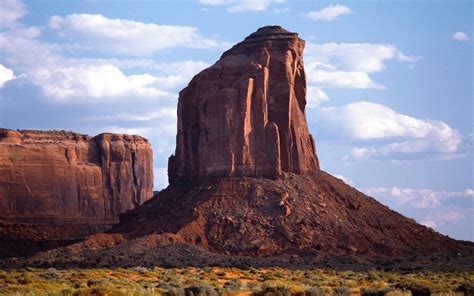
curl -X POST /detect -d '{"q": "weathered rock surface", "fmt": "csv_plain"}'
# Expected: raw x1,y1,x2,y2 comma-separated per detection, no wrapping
114,171,473,257
112,26,474,260
0,128,153,242
168,26,319,183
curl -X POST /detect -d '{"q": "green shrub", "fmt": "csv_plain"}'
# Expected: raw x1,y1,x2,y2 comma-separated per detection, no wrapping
361,288,393,296
332,286,350,296
163,287,185,296
385,291,411,296
456,282,474,295
254,286,292,296
396,283,431,296
223,279,243,291
215,271,226,277
86,278,103,287
184,284,218,296
305,286,327,296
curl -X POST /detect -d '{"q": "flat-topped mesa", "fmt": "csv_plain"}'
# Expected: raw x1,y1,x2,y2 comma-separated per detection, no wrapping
0,128,153,240
168,26,319,183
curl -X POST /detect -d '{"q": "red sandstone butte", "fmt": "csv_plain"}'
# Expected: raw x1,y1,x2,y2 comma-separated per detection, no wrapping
168,26,319,183
0,128,153,240
113,26,474,258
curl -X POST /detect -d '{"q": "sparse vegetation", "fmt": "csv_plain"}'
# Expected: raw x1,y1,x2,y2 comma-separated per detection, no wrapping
0,267,472,295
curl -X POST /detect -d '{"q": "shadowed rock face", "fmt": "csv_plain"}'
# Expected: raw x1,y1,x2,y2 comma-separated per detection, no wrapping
0,128,153,240
168,26,319,183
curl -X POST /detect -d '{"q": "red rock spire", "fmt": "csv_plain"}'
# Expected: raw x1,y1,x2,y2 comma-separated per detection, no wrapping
168,25,319,183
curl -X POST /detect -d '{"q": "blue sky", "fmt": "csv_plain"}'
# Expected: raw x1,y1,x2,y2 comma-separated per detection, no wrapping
0,0,472,241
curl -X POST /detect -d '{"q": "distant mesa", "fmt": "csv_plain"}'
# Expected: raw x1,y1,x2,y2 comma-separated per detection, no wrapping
0,128,153,245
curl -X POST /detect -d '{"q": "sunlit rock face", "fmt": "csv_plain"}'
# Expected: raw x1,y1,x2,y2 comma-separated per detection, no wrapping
168,26,319,183
0,129,153,240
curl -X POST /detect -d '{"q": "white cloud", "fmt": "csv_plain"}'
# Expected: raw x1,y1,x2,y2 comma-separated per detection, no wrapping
0,24,207,102
439,211,464,222
273,7,290,13
465,188,474,196
0,0,26,28
154,167,169,190
83,108,176,123
333,174,353,186
306,86,329,108
49,13,230,55
152,60,209,77
99,126,151,137
31,64,174,102
0,64,17,87
364,187,472,209
397,51,421,63
199,0,276,12
304,4,352,21
309,70,383,89
452,32,470,42
305,42,419,73
318,101,463,159
0,27,57,69
199,0,233,4
304,42,419,91
319,101,460,141
364,186,473,239
350,148,369,159
421,220,436,229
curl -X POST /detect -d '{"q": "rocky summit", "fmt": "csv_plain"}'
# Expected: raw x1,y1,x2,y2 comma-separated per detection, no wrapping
112,26,474,259
0,129,153,246
168,25,319,183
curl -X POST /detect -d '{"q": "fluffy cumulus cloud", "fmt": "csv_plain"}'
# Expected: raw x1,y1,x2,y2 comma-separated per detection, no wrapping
34,65,175,101
304,4,352,21
306,86,329,108
0,26,177,102
303,42,419,99
452,32,470,42
199,0,281,12
0,64,17,88
317,101,463,159
306,43,419,73
0,0,26,28
364,186,473,240
0,13,212,103
49,14,230,55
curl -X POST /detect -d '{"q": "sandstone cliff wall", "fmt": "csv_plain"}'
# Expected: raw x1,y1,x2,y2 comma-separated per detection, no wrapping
0,129,153,237
169,26,319,183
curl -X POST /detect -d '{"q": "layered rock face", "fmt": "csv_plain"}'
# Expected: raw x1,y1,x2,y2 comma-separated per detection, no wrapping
0,129,153,240
169,26,319,183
